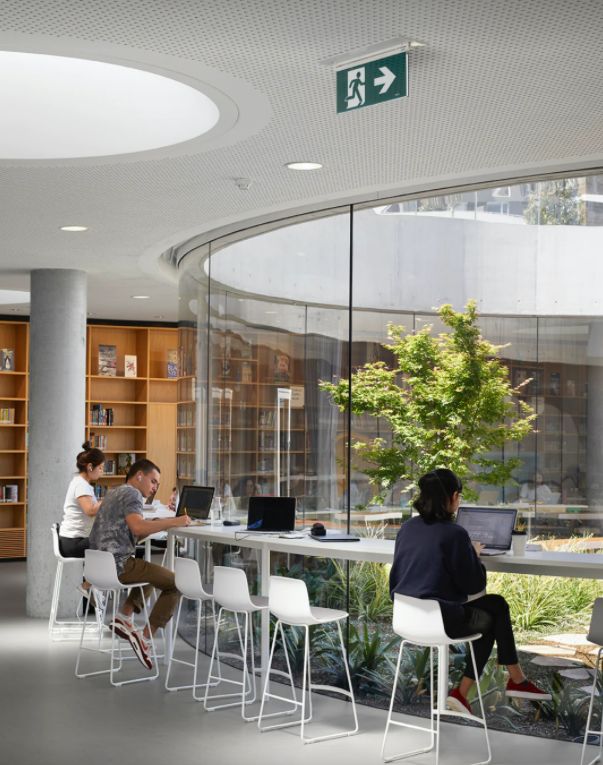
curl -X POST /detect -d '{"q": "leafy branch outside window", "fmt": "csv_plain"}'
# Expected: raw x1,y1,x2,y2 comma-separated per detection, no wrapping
320,301,536,503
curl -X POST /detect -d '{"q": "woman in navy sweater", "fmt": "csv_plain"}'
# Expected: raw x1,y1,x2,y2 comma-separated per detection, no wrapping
390,468,550,714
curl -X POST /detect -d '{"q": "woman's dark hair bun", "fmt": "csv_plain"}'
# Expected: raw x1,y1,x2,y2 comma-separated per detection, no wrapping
413,468,461,523
76,442,105,472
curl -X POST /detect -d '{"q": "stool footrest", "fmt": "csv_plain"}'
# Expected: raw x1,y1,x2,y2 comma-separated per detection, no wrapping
388,719,434,734
434,708,487,726
310,683,353,699
263,691,302,708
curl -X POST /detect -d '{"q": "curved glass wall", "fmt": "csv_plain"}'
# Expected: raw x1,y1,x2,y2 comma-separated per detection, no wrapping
177,172,603,741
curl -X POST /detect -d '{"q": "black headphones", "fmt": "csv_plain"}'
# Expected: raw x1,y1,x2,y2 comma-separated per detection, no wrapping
310,522,326,537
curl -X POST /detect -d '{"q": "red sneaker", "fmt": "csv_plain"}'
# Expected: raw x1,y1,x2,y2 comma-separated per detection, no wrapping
447,687,472,714
506,678,551,701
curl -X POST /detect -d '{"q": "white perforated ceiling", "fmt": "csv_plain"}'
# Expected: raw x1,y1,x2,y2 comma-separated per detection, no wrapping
0,0,602,320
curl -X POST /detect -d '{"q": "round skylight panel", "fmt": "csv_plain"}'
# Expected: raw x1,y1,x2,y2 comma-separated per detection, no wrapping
0,52,220,159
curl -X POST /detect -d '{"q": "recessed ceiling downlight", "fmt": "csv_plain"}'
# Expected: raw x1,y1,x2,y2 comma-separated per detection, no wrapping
0,52,220,159
0,290,29,305
286,161,323,171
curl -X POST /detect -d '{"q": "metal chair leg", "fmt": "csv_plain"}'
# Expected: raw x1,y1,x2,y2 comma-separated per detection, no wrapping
582,647,603,765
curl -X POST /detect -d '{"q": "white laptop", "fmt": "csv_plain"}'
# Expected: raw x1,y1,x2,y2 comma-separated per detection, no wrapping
456,506,517,556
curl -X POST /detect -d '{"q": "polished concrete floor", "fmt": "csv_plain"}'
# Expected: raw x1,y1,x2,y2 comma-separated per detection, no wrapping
0,560,588,765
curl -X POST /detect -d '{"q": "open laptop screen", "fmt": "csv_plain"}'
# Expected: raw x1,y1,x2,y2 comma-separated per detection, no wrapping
456,506,517,550
176,486,214,520
247,496,296,532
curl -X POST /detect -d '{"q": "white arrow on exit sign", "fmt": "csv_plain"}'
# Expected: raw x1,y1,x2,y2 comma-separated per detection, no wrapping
374,66,396,94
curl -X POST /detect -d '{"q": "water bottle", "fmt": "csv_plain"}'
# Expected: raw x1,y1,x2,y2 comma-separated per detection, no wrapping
210,497,222,526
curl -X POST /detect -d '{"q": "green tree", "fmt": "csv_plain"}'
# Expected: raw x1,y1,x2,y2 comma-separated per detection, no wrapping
524,179,584,225
320,301,535,502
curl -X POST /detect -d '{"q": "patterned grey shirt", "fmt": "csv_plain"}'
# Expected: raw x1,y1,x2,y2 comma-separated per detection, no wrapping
88,483,143,575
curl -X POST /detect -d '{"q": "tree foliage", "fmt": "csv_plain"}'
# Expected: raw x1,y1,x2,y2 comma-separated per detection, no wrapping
524,179,584,225
320,301,535,502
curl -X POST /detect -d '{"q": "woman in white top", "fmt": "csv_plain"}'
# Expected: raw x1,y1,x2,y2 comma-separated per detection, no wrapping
58,442,105,558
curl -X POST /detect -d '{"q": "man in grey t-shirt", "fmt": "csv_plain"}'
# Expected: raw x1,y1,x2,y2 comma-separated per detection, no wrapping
89,458,190,669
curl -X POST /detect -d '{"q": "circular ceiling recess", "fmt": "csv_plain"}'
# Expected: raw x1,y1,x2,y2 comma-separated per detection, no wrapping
0,52,220,159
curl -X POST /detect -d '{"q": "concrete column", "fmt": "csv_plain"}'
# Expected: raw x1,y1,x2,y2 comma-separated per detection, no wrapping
26,269,87,618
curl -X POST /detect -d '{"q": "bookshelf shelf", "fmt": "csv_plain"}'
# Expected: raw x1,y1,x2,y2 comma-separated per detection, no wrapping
87,399,147,406
89,375,147,381
87,425,147,429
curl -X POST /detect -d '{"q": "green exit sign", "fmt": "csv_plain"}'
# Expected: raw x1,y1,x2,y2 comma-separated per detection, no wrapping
336,52,408,113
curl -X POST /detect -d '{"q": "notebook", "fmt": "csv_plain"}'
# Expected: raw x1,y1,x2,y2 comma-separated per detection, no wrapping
246,496,296,532
315,532,360,543
455,506,517,556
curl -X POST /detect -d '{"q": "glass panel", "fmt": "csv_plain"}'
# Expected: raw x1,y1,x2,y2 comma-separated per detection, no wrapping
175,170,603,744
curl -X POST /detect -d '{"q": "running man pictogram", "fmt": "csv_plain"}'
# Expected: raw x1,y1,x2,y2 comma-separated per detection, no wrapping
345,69,365,108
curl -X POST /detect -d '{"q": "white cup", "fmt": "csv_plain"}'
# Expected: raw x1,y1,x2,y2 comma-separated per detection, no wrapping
512,534,527,556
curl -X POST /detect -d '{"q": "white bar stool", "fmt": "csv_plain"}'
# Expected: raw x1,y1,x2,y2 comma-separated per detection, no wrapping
381,594,491,765
165,556,221,696
49,523,101,640
75,549,159,686
204,566,282,721
581,597,603,765
258,575,359,745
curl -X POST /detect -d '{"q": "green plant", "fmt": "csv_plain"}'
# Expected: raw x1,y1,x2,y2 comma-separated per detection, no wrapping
320,301,535,502
524,179,585,226
326,560,393,622
362,645,434,707
318,621,398,693
487,570,603,641
537,672,593,739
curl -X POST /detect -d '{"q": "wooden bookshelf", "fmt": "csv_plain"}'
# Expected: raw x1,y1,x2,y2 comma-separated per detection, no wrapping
176,326,197,485
0,320,180,559
206,328,307,499
0,320,29,558
86,325,178,505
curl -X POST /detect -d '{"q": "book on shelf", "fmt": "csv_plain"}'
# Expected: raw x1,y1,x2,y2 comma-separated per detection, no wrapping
104,458,116,476
0,484,18,502
167,349,179,378
117,453,136,475
0,407,15,424
241,362,253,383
93,483,109,499
124,354,137,378
258,410,275,427
0,348,15,372
90,404,114,425
273,352,290,382
98,344,117,376
90,433,108,449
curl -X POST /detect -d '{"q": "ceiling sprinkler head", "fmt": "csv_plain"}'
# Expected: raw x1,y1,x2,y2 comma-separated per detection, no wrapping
235,177,252,191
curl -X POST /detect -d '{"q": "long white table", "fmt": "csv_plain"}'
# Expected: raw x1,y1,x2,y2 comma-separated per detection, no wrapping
164,525,603,710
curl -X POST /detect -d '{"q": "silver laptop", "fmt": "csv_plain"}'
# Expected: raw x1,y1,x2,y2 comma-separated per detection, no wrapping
456,506,517,556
